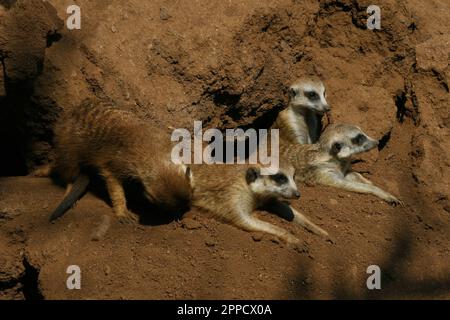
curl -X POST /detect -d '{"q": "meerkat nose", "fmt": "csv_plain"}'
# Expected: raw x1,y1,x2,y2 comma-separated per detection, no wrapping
294,190,301,199
323,105,331,112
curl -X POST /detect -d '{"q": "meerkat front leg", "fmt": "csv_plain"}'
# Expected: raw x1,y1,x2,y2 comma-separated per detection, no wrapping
345,172,373,185
343,172,403,205
100,168,138,224
265,200,329,238
235,215,300,244
319,172,403,206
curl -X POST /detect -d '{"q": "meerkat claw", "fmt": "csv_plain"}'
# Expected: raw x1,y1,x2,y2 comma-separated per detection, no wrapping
387,196,404,207
118,212,139,225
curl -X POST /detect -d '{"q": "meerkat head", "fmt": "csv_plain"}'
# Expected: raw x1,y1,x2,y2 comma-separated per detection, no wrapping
143,164,193,214
288,77,330,115
320,123,378,159
245,165,300,200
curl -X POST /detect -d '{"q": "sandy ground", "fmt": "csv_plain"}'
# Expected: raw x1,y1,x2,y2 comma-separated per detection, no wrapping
0,0,449,299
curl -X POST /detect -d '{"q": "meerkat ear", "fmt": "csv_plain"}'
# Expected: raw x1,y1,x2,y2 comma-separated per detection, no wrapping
289,87,297,98
245,167,260,184
185,166,191,179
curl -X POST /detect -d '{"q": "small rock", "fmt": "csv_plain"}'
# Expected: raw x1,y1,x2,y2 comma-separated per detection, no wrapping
160,7,171,21
329,199,338,206
111,25,117,33
104,265,111,276
269,236,280,244
205,238,216,247
182,218,202,230
303,276,313,285
251,232,263,242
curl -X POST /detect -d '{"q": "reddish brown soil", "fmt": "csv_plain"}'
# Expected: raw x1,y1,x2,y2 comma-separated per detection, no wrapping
0,0,449,299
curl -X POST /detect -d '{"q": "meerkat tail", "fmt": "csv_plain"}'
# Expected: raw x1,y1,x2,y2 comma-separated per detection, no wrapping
49,174,90,222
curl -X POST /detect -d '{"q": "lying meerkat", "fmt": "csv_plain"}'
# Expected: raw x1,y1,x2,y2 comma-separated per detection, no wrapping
191,163,329,244
281,123,402,205
272,77,330,145
49,99,193,223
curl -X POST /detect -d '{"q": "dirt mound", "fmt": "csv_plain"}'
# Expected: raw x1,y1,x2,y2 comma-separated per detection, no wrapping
0,0,449,299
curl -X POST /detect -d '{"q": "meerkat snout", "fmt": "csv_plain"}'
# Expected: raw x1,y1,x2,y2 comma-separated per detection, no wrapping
246,166,300,200
289,78,329,115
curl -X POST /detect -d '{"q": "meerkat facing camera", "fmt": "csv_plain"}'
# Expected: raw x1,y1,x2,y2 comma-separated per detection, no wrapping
281,123,402,205
272,77,330,145
191,163,329,244
49,99,194,223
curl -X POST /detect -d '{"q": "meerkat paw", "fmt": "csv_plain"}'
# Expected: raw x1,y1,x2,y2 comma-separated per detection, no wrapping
29,164,51,177
283,233,300,244
385,195,404,207
117,211,139,225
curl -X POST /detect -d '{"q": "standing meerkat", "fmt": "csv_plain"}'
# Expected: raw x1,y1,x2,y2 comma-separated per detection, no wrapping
281,123,403,205
272,77,330,145
49,99,194,223
191,163,329,244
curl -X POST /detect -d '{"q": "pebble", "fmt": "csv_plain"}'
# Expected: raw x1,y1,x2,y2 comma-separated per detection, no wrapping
182,218,202,230
251,233,263,242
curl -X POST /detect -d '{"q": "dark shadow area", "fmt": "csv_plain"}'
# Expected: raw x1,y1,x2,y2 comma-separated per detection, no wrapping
49,170,187,226
0,0,16,9
21,256,44,300
209,102,284,163
125,179,189,226
377,130,391,151
263,199,295,222
0,1,63,177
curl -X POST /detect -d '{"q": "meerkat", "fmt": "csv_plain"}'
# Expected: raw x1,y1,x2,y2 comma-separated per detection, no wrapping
191,163,329,244
272,77,330,145
281,123,403,205
48,99,194,223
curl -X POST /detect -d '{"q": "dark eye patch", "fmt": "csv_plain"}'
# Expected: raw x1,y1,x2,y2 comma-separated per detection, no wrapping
351,134,366,145
305,91,320,101
246,167,260,184
271,173,288,185
331,142,342,155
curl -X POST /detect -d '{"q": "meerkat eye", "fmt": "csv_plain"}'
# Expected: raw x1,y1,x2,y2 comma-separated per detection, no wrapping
351,134,366,145
305,91,320,101
331,142,342,155
271,173,288,185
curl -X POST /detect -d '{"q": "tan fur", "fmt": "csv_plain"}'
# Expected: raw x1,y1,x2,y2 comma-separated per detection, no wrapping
272,77,329,145
191,163,328,244
51,98,193,223
280,123,403,205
